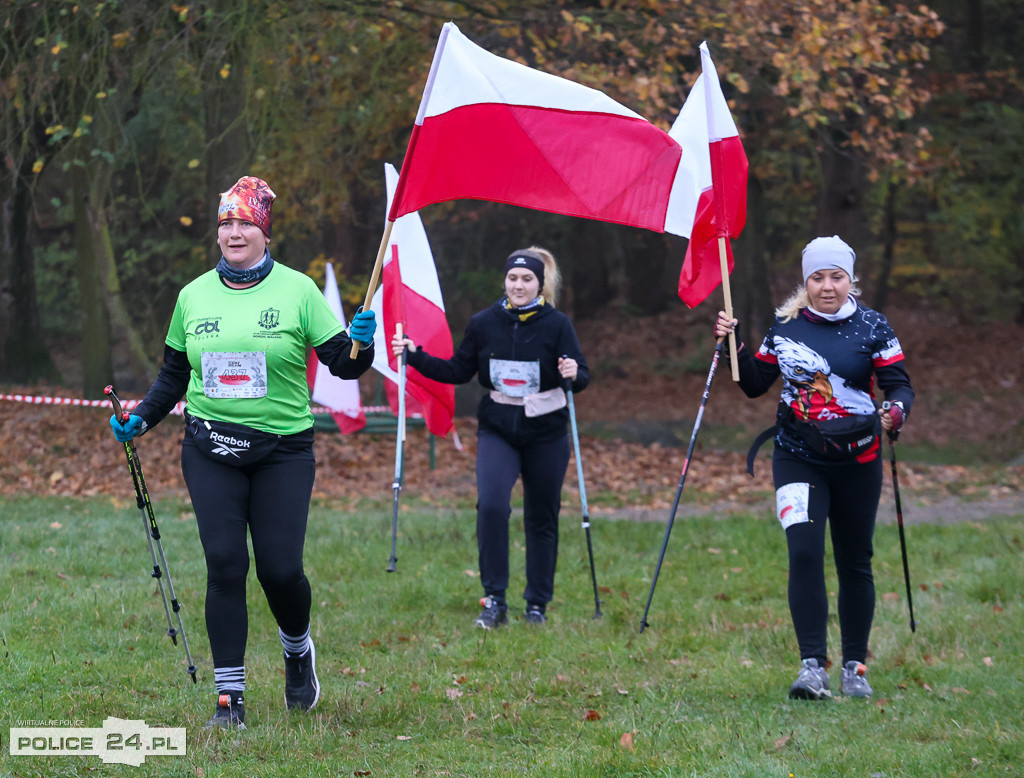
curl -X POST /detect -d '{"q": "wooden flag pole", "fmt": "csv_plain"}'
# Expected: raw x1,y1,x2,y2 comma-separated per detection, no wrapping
717,236,740,381
350,220,396,359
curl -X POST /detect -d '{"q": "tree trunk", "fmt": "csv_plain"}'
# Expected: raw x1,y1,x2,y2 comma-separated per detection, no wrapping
815,139,869,278
73,162,114,398
732,173,774,344
872,180,898,313
200,2,256,241
0,168,60,384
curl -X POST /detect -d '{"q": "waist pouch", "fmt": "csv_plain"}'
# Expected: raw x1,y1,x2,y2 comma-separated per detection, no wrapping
186,413,282,466
489,387,567,418
747,407,879,475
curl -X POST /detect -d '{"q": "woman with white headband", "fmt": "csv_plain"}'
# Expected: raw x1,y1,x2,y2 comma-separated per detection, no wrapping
715,235,915,701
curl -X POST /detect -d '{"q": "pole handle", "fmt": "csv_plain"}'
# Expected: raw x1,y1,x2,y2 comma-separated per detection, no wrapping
104,385,128,422
881,400,900,441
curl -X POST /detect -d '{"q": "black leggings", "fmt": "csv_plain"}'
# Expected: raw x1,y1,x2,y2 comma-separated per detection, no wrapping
772,448,882,667
475,430,570,607
181,433,316,669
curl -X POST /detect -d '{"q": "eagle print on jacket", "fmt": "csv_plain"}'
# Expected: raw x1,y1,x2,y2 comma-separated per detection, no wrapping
767,336,884,423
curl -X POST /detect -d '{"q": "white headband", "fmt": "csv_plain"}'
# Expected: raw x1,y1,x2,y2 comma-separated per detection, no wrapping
802,235,855,281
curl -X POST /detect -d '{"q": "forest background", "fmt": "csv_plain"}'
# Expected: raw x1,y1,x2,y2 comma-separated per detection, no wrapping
1,0,1023,480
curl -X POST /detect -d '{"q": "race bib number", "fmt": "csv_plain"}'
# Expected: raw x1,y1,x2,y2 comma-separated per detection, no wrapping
201,351,268,399
489,359,540,398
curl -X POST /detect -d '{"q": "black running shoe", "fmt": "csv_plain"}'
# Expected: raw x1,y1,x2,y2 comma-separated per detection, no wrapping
474,596,508,629
284,638,321,710
204,693,246,729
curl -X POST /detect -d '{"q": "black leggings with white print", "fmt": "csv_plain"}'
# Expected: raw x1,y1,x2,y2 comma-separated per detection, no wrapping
772,447,883,668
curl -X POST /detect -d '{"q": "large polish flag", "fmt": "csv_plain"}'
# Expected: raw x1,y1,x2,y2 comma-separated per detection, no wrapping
674,42,749,308
306,263,367,434
386,22,705,237
371,163,455,438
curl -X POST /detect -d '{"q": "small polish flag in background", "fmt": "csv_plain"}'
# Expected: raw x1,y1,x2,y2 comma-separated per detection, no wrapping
371,163,455,438
307,263,367,434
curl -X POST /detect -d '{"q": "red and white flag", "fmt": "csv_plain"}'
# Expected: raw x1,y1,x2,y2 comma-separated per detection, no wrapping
371,163,455,438
673,42,749,308
306,263,367,434
386,22,704,236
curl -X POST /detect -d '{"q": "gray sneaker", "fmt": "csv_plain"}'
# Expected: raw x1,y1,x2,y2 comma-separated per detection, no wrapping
788,658,832,700
474,596,508,629
840,661,873,697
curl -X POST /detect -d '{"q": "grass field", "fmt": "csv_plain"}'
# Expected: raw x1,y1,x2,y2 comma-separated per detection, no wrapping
1,494,1022,777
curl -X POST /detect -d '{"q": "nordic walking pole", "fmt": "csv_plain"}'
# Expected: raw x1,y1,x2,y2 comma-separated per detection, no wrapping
883,401,916,633
640,339,724,633
386,323,407,572
563,362,602,619
105,385,198,683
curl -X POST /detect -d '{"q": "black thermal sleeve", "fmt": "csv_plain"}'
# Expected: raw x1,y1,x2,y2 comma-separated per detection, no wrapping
134,345,191,429
313,331,375,380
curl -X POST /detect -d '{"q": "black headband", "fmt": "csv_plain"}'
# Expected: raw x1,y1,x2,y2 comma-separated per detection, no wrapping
504,252,545,288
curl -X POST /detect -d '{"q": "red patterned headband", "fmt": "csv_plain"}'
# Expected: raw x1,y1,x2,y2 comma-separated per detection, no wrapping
218,176,277,238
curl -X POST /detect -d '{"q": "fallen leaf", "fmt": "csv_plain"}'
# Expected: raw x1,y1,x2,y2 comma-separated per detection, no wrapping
774,734,791,749
463,569,478,577
446,688,463,700
354,771,371,776
396,735,412,741
57,572,69,580
619,732,634,749
454,675,468,685
583,709,601,721
707,547,721,554
882,592,899,602
616,688,628,696
983,657,994,667
951,687,970,694
50,521,62,529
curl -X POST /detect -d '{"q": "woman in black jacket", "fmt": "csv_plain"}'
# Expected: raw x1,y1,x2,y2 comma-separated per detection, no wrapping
392,247,589,628
715,235,914,701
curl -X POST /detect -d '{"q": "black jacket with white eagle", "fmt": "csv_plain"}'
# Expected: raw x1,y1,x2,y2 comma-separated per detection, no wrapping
734,300,915,463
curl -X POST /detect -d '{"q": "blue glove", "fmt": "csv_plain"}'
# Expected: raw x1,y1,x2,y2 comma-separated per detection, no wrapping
349,307,377,344
110,413,144,442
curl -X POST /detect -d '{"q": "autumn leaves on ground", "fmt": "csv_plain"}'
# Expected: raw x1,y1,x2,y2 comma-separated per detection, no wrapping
1,305,1022,515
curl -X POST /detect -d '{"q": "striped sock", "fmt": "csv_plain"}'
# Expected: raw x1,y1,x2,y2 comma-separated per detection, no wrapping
214,666,245,701
279,626,311,657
